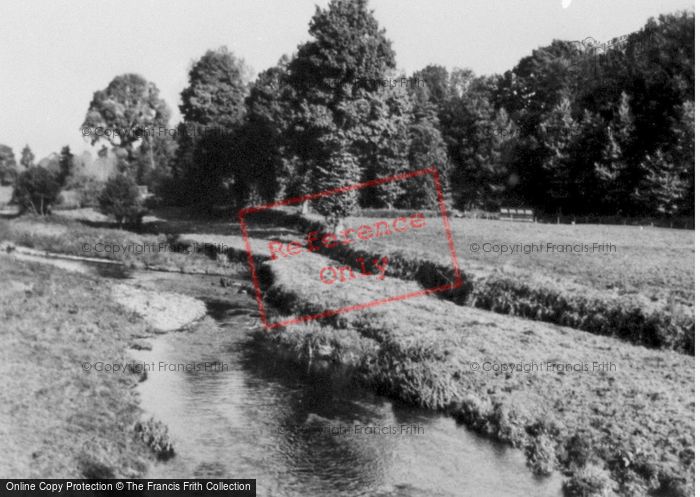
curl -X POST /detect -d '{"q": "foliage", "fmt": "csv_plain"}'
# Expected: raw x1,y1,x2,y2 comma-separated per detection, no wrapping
82,74,170,177
57,146,74,187
174,47,249,208
65,175,105,207
13,166,60,215
565,464,616,497
442,76,515,210
0,144,18,185
98,174,146,227
288,0,401,219
20,145,35,169
310,145,361,226
133,418,174,460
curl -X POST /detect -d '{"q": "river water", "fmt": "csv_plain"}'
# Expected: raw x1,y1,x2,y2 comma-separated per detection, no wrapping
12,252,564,497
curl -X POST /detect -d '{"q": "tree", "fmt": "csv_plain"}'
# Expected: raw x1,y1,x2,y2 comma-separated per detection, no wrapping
57,146,74,187
180,47,249,128
538,97,580,213
350,83,412,207
442,76,514,210
20,145,35,169
288,0,398,220
310,137,361,228
175,47,250,208
133,133,177,190
399,81,451,209
98,174,146,227
13,167,60,215
82,74,170,177
288,0,395,108
410,65,449,109
633,150,685,215
668,100,694,215
594,93,634,213
0,145,18,185
239,59,296,203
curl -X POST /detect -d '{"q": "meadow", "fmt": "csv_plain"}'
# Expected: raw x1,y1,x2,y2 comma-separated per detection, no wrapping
0,208,694,496
344,214,695,306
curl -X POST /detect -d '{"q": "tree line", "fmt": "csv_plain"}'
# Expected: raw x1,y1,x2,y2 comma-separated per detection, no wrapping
1,1,693,221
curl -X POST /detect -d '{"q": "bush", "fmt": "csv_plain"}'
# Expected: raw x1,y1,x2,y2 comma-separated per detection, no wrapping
13,166,60,215
526,433,558,475
98,175,146,227
133,418,174,460
565,464,616,497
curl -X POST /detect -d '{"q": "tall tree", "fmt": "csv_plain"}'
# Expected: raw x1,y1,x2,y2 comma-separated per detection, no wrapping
400,80,451,208
442,76,514,210
82,74,170,177
20,145,35,169
176,47,250,208
538,97,580,213
594,93,634,213
239,59,296,203
57,146,74,187
633,150,686,215
287,0,398,221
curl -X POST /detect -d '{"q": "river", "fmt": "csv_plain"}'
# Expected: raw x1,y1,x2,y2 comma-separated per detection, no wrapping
12,252,564,497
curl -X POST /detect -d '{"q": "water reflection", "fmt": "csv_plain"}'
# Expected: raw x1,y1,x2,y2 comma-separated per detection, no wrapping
133,296,563,497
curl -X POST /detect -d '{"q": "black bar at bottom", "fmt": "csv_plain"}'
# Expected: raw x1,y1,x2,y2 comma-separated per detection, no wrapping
1,480,256,496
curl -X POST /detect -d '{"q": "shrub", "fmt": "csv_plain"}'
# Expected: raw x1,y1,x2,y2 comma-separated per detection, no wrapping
565,433,595,468
133,418,174,460
565,464,616,497
526,433,558,475
98,175,146,227
12,166,61,215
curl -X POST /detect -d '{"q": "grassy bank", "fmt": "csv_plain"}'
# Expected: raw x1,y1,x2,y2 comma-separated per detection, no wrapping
0,257,157,477
256,210,693,354
0,215,239,275
219,229,693,497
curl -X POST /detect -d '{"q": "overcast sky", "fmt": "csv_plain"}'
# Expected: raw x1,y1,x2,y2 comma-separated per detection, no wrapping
0,0,693,159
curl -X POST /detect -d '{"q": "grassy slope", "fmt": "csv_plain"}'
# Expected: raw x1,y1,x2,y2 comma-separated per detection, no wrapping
0,257,153,478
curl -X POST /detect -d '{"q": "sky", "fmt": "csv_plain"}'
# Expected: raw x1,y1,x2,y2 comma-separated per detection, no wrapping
0,0,693,159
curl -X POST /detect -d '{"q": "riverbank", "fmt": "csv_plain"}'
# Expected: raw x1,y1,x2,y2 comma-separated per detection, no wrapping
218,227,692,497
0,252,210,477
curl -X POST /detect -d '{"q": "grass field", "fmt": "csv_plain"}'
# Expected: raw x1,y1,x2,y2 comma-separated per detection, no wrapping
344,214,694,306
0,209,694,495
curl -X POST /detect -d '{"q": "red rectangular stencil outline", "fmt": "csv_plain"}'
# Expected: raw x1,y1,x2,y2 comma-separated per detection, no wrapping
238,166,463,329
